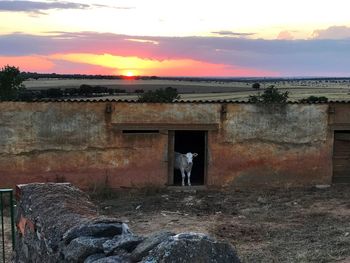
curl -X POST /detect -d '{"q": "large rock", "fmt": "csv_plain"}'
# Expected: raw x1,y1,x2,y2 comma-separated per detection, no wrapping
142,232,241,263
103,234,144,255
84,253,106,263
63,236,108,262
131,231,175,261
63,218,129,244
84,254,131,263
63,218,130,244
93,255,130,263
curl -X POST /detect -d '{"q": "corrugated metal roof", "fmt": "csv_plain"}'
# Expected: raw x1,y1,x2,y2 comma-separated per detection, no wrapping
3,98,350,104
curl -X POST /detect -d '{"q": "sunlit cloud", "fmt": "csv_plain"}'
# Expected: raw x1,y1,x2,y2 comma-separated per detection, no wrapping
92,4,134,10
2,30,350,76
50,53,276,77
211,31,255,37
126,39,159,45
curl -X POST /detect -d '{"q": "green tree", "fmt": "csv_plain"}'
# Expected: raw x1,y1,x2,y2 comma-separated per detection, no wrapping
248,85,289,104
252,82,260,90
0,65,25,100
137,87,180,102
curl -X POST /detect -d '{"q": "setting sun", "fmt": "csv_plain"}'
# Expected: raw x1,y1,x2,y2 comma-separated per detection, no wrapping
125,71,134,77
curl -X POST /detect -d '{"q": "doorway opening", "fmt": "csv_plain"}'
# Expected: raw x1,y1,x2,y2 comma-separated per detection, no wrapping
172,130,206,186
333,130,350,183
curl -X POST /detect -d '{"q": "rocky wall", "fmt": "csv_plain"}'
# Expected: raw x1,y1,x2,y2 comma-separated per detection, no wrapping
14,183,240,263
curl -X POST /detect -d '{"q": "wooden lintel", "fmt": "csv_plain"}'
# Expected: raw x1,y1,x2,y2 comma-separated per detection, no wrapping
112,123,219,131
330,123,350,130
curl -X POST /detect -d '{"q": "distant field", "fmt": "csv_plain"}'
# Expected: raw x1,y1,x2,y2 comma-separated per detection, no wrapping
24,78,350,101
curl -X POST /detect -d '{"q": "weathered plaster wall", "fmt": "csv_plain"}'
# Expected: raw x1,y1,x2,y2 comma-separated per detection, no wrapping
0,102,331,188
329,103,350,126
209,104,332,187
111,103,220,124
0,102,169,188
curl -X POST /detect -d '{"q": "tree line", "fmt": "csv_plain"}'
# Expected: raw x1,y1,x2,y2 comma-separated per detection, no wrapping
0,65,329,103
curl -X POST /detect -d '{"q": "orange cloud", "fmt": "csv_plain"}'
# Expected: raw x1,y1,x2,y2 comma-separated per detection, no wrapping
0,52,278,77
50,53,278,77
277,31,294,40
0,56,54,71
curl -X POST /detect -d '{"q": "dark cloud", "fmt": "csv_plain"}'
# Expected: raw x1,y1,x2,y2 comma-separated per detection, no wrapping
2,32,350,76
211,30,255,37
0,1,89,14
312,26,350,39
0,1,133,14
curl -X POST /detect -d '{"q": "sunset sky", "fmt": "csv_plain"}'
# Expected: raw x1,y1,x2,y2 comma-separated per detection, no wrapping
1,0,350,77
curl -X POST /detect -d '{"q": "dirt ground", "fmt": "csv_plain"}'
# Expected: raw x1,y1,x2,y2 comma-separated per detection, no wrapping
93,185,350,263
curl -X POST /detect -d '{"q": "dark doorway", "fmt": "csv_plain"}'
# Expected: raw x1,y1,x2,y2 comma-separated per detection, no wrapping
173,131,206,185
333,131,350,183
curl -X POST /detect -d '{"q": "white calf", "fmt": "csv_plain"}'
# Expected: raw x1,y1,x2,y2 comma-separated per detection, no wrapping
174,152,198,186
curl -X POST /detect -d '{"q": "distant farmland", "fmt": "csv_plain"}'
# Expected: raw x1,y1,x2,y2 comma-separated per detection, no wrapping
24,78,350,101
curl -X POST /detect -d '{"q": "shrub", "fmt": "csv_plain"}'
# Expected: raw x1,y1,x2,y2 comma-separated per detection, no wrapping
45,88,63,98
137,87,180,102
252,82,260,90
64,88,79,96
248,85,289,104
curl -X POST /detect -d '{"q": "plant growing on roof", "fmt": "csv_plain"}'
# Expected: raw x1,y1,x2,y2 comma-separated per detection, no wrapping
300,95,328,103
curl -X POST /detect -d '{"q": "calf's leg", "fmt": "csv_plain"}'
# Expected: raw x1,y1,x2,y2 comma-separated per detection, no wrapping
187,171,191,186
181,168,186,186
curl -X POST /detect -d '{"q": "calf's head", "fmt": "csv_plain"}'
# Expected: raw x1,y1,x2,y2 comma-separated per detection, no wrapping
185,152,198,164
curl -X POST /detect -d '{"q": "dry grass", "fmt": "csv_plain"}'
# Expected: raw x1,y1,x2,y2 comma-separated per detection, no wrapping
24,78,350,101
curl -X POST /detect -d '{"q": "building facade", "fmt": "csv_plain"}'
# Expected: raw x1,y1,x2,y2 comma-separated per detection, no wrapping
0,101,348,189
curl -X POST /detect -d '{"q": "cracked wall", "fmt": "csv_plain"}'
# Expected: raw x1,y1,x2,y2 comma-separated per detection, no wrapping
0,102,332,188
209,104,332,187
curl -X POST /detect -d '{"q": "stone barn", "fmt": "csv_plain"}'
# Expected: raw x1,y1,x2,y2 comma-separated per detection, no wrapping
0,100,349,189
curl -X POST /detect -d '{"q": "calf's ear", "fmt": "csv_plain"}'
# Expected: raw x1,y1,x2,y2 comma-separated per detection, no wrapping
193,153,198,157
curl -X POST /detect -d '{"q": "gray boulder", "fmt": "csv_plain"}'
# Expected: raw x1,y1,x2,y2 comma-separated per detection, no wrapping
131,231,175,262
103,234,144,255
173,232,213,241
63,218,129,244
84,253,106,263
94,255,130,263
142,232,241,263
63,236,108,262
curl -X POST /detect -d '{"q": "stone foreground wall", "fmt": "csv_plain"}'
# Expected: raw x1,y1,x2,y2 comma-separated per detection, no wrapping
15,183,240,263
